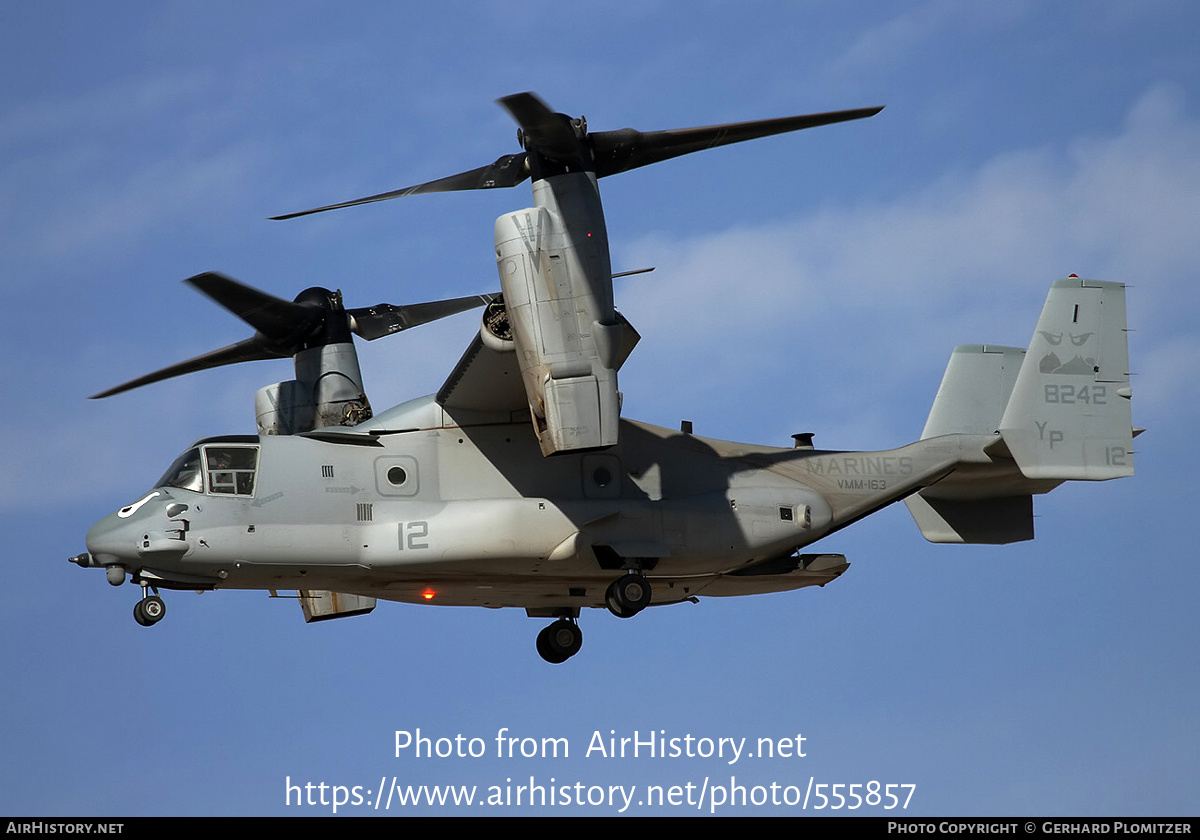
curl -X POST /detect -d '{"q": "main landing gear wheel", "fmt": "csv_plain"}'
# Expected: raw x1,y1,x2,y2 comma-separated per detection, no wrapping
134,595,166,627
605,572,652,618
536,619,583,664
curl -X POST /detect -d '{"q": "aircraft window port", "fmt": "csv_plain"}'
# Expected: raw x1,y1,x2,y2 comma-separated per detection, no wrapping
387,466,408,485
779,506,794,522
204,446,259,496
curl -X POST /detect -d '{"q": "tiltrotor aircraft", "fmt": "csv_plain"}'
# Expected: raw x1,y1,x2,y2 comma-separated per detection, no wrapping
74,94,1137,663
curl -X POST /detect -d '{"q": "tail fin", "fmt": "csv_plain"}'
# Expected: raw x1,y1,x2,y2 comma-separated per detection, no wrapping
906,278,1135,544
997,278,1133,480
920,344,1026,438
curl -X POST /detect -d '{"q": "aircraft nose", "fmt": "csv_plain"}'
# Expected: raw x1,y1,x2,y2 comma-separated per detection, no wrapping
85,490,193,570
85,510,137,567
85,489,166,564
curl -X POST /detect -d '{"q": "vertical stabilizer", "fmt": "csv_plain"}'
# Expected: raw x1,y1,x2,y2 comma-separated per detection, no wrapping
921,344,1025,438
908,343,1033,543
907,278,1134,544
998,278,1133,480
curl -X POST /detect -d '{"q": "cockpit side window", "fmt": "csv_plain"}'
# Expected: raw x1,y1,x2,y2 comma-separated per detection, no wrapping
157,448,204,492
205,446,258,496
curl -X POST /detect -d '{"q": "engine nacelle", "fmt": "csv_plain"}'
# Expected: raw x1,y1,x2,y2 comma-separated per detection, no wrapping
494,175,626,456
256,342,372,435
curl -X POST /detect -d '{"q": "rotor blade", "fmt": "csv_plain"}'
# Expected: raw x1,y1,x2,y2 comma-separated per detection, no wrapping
496,92,580,160
186,272,321,339
612,267,655,278
269,154,529,221
349,293,499,341
590,105,884,178
90,337,279,399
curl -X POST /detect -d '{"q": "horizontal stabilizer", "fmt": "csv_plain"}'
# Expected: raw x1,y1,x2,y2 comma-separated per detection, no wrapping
905,493,1033,544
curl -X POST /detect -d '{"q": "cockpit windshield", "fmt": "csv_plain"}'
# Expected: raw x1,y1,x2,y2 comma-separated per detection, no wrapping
156,443,259,496
157,448,203,492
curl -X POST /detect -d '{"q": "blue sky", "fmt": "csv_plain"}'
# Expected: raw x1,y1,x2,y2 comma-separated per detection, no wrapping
2,1,1197,816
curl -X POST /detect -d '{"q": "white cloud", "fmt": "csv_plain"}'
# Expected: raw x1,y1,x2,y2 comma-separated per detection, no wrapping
615,84,1199,446
829,1,1032,79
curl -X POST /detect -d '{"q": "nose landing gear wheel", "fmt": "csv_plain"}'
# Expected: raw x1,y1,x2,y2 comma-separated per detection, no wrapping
536,618,583,664
134,595,166,626
605,572,652,618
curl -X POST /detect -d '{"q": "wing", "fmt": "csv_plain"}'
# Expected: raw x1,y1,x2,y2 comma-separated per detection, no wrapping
435,311,641,417
436,332,527,414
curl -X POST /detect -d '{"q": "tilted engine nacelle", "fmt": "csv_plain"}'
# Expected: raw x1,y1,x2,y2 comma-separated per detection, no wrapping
263,93,880,458
255,342,372,435
254,286,373,435
495,175,630,456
